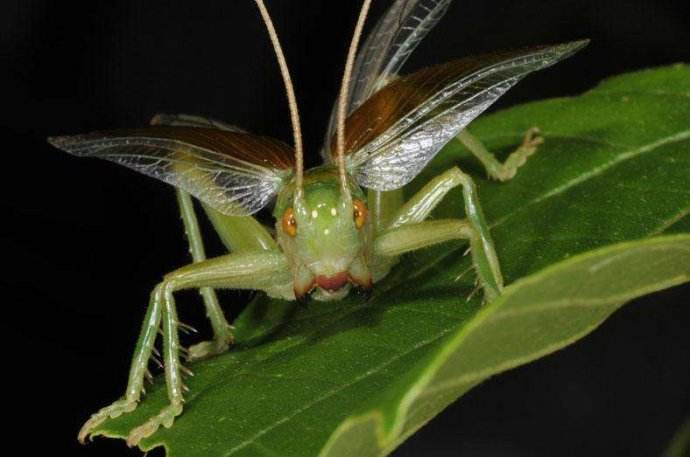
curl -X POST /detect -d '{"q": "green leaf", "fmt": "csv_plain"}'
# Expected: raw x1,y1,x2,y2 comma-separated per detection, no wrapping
94,64,690,456
665,416,690,457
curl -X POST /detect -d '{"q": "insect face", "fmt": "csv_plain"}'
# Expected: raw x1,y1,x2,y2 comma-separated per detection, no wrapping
275,167,372,300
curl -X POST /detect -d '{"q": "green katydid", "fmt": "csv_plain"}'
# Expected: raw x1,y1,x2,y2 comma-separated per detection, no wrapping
48,0,588,447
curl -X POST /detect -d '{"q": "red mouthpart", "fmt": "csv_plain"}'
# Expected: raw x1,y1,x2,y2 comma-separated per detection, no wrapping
315,272,349,291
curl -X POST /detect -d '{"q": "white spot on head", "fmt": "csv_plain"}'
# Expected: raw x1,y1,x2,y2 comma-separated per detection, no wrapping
311,209,318,219
330,207,337,216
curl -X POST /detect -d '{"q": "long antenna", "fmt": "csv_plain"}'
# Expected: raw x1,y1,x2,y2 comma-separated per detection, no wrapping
336,0,373,197
253,0,304,190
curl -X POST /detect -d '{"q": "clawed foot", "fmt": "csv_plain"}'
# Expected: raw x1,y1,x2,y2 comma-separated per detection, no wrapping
78,399,138,443
493,127,544,181
186,334,234,362
79,399,184,447
126,403,183,447
518,126,544,156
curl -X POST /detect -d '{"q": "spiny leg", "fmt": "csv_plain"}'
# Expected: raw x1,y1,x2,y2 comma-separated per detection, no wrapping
126,284,185,447
155,111,236,359
78,286,163,443
176,189,234,361
124,251,291,446
457,128,542,182
384,167,503,301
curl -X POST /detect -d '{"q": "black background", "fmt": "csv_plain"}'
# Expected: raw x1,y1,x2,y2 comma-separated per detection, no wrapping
1,0,689,456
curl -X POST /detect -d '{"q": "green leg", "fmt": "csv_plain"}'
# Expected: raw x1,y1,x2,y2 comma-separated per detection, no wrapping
457,128,542,181
150,113,278,255
375,219,473,256
78,287,163,443
388,167,469,229
367,189,403,235
367,189,404,281
79,251,291,446
124,250,291,446
177,190,234,361
126,284,185,446
201,203,278,253
82,116,282,442
159,112,274,358
382,167,503,301
375,219,502,301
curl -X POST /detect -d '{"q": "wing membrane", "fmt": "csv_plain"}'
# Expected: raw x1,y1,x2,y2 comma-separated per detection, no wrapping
322,0,452,160
335,40,588,190
49,127,295,215
150,113,247,132
349,0,453,113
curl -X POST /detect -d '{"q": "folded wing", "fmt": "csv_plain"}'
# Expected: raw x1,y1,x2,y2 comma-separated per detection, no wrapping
49,126,295,215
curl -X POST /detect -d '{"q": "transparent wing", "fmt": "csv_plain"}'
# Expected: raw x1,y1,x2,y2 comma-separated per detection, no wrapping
49,126,295,215
349,0,453,110
150,113,247,132
337,40,588,190
322,0,452,161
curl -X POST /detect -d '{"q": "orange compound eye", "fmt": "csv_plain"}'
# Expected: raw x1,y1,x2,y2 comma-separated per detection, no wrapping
282,207,297,237
353,199,367,229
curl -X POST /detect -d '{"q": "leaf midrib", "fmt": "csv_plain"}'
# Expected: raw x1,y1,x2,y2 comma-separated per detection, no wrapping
220,325,457,456
494,129,690,225
216,128,690,455
404,128,690,286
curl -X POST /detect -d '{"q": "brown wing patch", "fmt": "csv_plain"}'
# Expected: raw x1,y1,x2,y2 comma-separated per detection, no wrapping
330,46,554,158
49,126,296,215
96,126,297,170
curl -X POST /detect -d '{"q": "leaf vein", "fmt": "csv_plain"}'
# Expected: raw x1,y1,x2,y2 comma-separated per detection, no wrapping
494,130,690,226
221,327,456,456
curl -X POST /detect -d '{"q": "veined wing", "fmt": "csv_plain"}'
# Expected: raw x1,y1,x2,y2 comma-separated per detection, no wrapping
150,113,247,132
49,126,295,215
322,0,452,160
334,40,588,191
349,0,453,110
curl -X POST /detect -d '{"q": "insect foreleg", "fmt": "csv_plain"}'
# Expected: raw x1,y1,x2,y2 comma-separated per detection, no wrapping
78,251,291,446
124,251,291,446
375,219,501,301
176,189,234,360
387,167,470,229
162,251,292,292
126,283,184,447
367,167,464,282
78,287,163,443
378,167,503,301
457,128,543,181
375,219,474,256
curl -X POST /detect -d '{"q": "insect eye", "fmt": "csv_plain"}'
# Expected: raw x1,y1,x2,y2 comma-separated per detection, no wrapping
353,199,367,229
282,207,297,237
